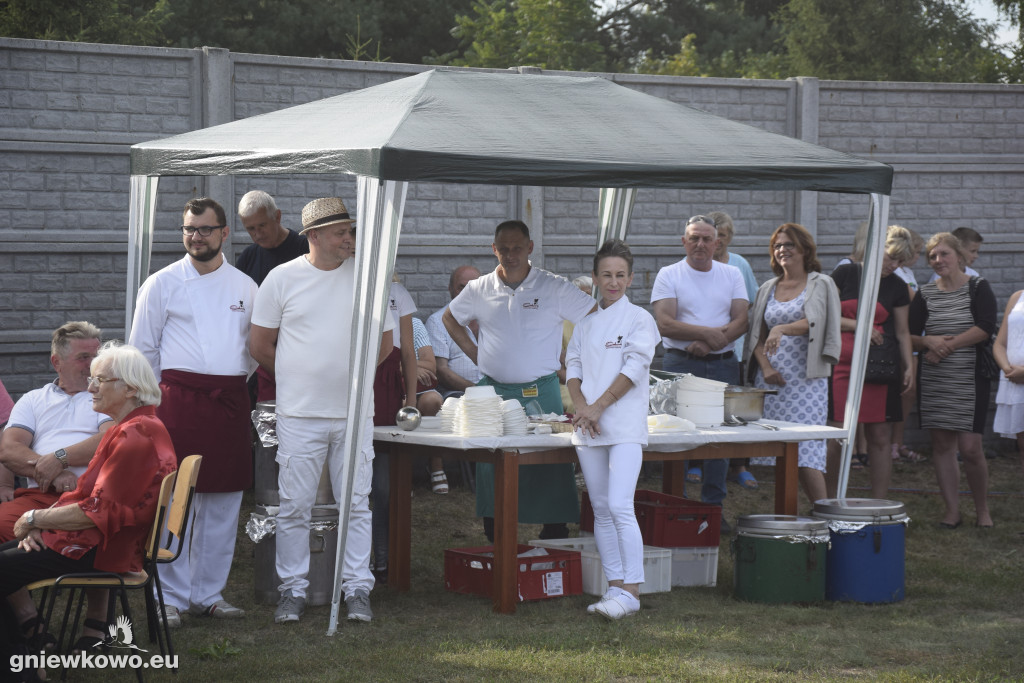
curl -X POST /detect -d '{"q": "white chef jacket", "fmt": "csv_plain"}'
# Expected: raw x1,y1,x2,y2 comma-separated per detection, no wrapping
129,255,258,381
565,296,658,447
448,266,595,384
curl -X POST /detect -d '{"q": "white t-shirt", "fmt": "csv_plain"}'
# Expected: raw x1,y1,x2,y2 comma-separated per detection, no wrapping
565,296,658,447
251,256,395,419
387,282,416,350
129,255,258,381
650,259,748,352
5,381,112,487
448,267,595,384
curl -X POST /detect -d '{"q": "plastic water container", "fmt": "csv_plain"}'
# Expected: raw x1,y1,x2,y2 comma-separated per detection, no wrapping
812,498,908,603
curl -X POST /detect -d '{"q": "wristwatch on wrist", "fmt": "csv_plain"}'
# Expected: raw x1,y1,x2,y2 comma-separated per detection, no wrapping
26,509,36,528
54,448,69,469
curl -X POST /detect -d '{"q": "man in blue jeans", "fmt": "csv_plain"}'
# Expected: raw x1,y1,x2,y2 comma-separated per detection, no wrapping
650,214,749,532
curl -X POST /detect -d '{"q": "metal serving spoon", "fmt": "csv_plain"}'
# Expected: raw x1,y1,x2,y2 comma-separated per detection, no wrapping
728,414,779,431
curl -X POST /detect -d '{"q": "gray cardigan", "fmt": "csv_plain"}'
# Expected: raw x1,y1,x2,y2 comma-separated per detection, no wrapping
743,271,842,381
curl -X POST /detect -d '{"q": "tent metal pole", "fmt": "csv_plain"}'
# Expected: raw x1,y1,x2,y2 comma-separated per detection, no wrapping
125,175,158,337
837,193,891,498
327,177,407,636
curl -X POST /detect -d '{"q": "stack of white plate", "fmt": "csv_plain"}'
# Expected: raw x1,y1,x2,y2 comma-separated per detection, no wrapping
439,397,459,433
501,399,529,436
674,374,727,428
456,385,504,437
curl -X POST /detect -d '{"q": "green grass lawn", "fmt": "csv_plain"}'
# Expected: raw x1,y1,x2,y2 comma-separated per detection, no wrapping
40,447,1024,682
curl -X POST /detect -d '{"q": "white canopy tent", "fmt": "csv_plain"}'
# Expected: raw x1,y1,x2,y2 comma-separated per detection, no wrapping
126,68,893,633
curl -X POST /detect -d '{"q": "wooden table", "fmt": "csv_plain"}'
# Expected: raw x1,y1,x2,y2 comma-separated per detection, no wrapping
374,421,845,614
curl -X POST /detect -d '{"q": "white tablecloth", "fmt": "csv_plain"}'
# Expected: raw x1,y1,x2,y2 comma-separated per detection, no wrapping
373,420,845,454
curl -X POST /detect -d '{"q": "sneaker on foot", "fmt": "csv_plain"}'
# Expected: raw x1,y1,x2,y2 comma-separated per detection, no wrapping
189,600,245,619
594,589,640,621
587,589,615,614
157,604,182,629
346,589,373,622
274,590,306,624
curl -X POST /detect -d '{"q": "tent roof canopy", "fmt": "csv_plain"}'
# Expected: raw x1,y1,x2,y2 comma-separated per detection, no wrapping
130,69,892,195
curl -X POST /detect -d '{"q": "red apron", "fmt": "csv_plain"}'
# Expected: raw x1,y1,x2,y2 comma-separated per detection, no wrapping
158,369,252,492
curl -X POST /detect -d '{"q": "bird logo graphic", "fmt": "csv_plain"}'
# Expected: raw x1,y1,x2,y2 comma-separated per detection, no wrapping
97,615,148,652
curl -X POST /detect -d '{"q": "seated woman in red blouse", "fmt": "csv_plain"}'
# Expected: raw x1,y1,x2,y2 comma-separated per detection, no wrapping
0,342,177,666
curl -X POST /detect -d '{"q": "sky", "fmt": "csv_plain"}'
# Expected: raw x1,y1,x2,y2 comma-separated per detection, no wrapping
970,0,1019,47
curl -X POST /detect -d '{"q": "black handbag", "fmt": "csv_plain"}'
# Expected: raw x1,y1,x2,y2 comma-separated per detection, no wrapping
865,334,900,384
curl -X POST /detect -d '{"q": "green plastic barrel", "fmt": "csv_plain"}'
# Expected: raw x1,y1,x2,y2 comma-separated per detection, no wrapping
732,515,830,604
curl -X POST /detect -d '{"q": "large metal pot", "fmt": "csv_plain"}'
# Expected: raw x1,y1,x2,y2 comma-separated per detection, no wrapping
724,386,777,421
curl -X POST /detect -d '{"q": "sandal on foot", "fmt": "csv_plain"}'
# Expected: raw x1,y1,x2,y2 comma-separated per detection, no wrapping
852,452,868,469
898,445,926,463
730,470,758,490
430,470,449,495
20,616,56,652
71,619,107,654
686,467,702,484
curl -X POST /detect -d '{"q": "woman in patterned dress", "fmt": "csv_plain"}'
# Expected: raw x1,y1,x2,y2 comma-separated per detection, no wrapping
993,288,1024,480
744,224,841,505
910,232,997,528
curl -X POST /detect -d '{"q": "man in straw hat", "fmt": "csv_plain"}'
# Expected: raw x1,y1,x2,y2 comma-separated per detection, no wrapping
443,220,596,541
129,197,258,626
251,197,394,625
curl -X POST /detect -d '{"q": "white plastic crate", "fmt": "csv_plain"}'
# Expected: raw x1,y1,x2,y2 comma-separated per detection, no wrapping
529,537,672,596
671,546,719,587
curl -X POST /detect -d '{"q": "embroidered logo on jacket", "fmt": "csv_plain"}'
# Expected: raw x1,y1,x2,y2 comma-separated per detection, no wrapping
522,298,540,309
605,335,624,349
230,300,246,312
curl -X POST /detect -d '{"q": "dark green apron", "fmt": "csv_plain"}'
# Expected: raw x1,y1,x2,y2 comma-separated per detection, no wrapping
474,372,579,523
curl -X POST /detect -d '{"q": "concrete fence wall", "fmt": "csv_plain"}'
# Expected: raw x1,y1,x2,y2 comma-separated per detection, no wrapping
2,37,1023,441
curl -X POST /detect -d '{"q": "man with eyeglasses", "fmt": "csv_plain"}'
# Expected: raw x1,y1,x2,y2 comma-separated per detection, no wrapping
650,214,749,532
129,197,258,627
0,322,111,543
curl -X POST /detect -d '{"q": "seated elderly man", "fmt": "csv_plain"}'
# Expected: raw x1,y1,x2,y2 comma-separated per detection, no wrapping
0,322,112,541
0,343,177,661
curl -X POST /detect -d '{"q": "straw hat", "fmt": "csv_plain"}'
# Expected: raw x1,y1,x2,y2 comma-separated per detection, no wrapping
300,197,356,235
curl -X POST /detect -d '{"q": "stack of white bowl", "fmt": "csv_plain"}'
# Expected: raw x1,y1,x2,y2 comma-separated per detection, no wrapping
501,399,529,436
674,374,728,428
439,397,459,433
455,385,504,437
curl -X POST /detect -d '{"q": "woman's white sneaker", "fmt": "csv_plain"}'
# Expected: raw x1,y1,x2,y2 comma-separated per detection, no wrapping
594,589,640,620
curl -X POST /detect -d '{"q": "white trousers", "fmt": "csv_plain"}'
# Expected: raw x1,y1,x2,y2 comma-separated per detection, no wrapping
576,443,645,585
161,490,243,611
275,414,375,599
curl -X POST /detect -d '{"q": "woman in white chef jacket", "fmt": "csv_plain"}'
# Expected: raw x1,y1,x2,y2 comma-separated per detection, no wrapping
566,239,658,620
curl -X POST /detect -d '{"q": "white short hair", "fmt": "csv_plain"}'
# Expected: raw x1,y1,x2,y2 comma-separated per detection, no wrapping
91,342,162,406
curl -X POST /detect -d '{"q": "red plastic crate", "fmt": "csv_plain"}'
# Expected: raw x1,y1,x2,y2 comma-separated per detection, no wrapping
444,544,582,601
580,489,721,548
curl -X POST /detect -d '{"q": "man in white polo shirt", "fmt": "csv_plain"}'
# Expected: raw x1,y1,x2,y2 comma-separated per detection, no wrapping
443,220,596,540
0,321,111,541
651,214,748,531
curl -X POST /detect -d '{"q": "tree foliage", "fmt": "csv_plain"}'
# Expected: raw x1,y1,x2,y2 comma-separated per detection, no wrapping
0,0,1019,82
777,0,1004,82
0,0,170,45
440,0,606,71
